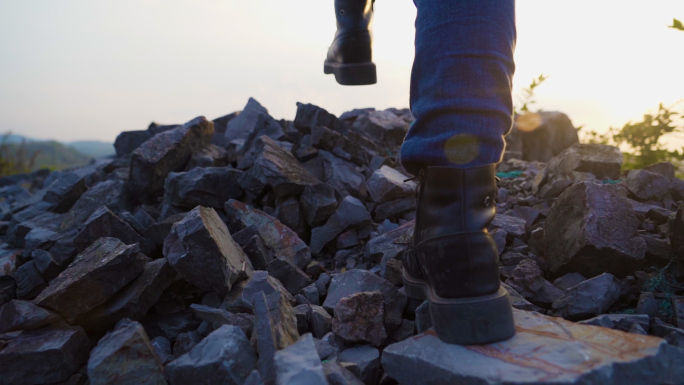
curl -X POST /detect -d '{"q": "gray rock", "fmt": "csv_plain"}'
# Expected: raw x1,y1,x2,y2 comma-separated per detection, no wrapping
552,272,587,291
332,291,386,347
294,102,350,135
34,238,143,323
365,220,413,268
115,130,154,157
224,98,270,148
366,166,415,203
163,167,243,209
239,136,319,197
239,234,275,271
42,171,89,213
77,258,176,332
59,179,127,231
674,296,684,328
87,319,166,385
166,325,257,385
318,150,368,200
73,206,153,254
225,199,311,269
505,111,579,162
267,257,313,295
252,291,297,385
374,196,416,221
389,319,416,342
186,144,233,169
323,269,406,331
129,116,214,203
0,276,16,307
625,169,670,201
275,197,306,236
274,333,328,385
244,370,265,385
7,208,62,248
545,181,646,278
0,326,90,385
310,305,332,339
163,206,253,297
500,282,542,312
143,310,200,342
0,300,62,333
221,270,295,314
145,212,187,247
382,308,684,385
338,345,381,385
547,143,623,180
309,124,379,168
505,259,563,305
644,162,676,180
300,183,338,227
14,260,47,300
579,313,650,333
190,304,254,337
353,110,408,146
173,330,203,357
310,196,370,254
323,361,365,385
636,292,658,317
150,336,172,365
552,273,622,320
491,214,526,239
31,249,64,283
669,202,684,258
238,113,288,168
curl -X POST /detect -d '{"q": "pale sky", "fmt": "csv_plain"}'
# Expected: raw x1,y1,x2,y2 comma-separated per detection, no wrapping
1,1,683,145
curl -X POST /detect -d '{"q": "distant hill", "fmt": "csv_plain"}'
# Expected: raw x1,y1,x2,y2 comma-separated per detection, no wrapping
1,134,114,171
68,141,115,159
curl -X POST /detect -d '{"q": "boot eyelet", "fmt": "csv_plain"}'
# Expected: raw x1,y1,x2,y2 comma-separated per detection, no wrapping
339,9,345,15
484,196,491,207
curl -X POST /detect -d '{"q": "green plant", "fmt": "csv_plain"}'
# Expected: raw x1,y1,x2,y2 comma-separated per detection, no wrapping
514,74,549,115
669,18,684,31
0,132,40,177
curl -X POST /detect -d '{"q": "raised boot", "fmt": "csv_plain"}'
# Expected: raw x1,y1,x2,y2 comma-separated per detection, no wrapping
402,165,515,345
324,0,377,86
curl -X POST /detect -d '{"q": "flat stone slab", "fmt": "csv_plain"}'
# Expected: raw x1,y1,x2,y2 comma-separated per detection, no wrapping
382,309,684,385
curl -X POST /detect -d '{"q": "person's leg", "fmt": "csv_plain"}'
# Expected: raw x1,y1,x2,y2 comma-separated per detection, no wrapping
400,0,516,174
401,0,517,345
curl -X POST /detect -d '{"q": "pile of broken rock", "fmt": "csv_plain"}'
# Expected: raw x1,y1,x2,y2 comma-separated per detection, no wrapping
0,98,683,385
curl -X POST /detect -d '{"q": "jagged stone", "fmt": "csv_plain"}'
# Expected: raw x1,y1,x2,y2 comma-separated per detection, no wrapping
374,196,415,221
366,166,415,203
274,333,328,385
547,143,623,180
244,370,265,385
323,361,365,385
625,169,670,201
310,196,371,254
42,171,89,213
115,130,153,157
383,309,684,385
674,296,684,328
225,98,270,148
240,234,275,271
129,116,214,203
252,291,297,384
642,235,673,263
7,209,62,248
310,305,332,339
238,113,288,166
490,214,526,239
34,238,144,323
0,275,16,307
508,206,541,228
552,273,621,320
353,110,408,146
506,111,579,162
163,206,252,297
552,272,587,291
0,300,62,333
143,309,201,341
669,202,684,259
323,269,406,331
275,197,305,236
0,326,90,385
59,179,127,231
267,257,313,295
365,220,413,269
333,291,386,347
145,212,186,246
172,330,202,357
644,162,676,180
239,135,319,197
579,313,650,333
190,304,254,337
500,282,541,312
545,181,646,278
505,259,563,306
300,183,338,228
186,144,233,169
87,319,166,385
167,325,256,385
221,270,295,314
163,167,243,209
338,345,381,385
225,199,311,269
14,260,47,300
294,102,350,135
318,150,368,200
78,258,176,332
636,292,658,317
73,206,153,254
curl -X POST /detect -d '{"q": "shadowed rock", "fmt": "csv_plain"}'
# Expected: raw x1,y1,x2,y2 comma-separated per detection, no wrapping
190,304,254,337
625,169,670,202
274,333,328,385
332,291,386,347
164,167,244,209
366,165,416,203
547,143,623,180
552,273,622,320
0,300,63,333
310,196,370,254
221,270,295,314
163,206,253,297
73,206,153,254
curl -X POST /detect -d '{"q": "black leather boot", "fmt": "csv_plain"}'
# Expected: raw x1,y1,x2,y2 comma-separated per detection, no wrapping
402,165,515,345
324,0,377,86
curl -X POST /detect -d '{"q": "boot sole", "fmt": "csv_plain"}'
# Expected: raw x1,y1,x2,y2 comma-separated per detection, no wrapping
324,61,377,85
403,269,516,345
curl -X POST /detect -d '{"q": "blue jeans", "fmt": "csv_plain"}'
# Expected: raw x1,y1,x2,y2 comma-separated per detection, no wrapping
400,0,517,175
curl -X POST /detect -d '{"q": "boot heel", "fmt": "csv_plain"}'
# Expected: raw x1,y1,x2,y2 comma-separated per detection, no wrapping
428,286,516,345
324,61,377,85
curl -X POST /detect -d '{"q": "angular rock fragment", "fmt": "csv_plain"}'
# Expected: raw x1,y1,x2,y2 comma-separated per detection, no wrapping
238,113,288,168
173,330,202,357
300,183,338,227
14,260,47,300
333,291,386,347
129,116,214,203
337,345,381,385
163,206,252,297
374,196,415,221
506,111,579,162
310,305,332,339
505,259,563,306
0,326,90,385
383,309,684,385
273,333,328,385
275,196,306,236
366,165,415,203
224,97,271,148
164,167,244,209
0,300,62,333
353,110,408,146
239,136,319,197
59,179,127,231
552,272,586,291
145,212,186,247
225,199,311,269
294,102,350,134
365,220,413,268
545,181,646,278
267,257,314,295
310,196,371,254
190,304,254,337
579,313,650,333
31,250,63,282
323,361,365,385
87,319,166,385
547,143,623,180
34,238,144,323
166,325,257,385
625,169,670,202
150,336,172,364
323,269,406,331
186,144,233,169
221,270,295,314
143,309,201,341
318,150,368,200
78,258,176,332
500,282,541,312
491,214,527,239
42,171,89,213
73,206,153,254
552,273,621,320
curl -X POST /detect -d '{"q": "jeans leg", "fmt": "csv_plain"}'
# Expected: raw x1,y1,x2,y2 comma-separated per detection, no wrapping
400,0,516,175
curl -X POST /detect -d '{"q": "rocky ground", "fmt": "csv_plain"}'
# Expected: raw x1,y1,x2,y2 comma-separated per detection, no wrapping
0,98,683,384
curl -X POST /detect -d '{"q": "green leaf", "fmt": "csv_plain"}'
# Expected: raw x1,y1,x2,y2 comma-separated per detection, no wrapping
669,18,684,31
